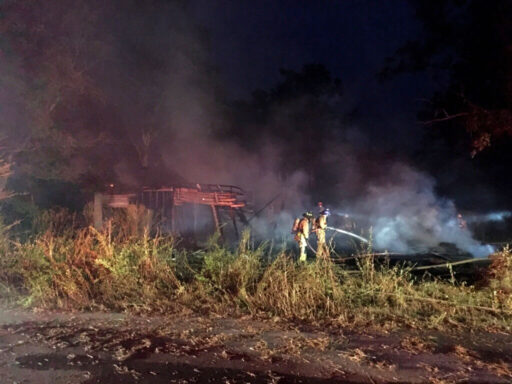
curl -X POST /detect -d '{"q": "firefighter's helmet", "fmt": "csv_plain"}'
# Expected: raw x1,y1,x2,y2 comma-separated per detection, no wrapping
321,208,331,216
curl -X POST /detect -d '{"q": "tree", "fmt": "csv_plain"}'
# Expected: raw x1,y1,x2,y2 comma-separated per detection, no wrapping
226,64,344,198
0,0,214,208
380,0,512,209
381,0,512,156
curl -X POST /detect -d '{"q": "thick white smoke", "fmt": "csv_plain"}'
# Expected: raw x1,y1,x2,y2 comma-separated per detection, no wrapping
352,164,494,257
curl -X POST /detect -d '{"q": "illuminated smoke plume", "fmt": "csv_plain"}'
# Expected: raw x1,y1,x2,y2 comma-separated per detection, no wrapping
0,1,496,258
350,164,494,257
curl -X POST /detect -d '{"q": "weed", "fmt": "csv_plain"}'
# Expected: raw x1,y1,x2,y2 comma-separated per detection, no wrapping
487,246,512,310
0,218,510,331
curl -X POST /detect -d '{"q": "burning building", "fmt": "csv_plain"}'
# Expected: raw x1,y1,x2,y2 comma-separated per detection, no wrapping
93,183,253,241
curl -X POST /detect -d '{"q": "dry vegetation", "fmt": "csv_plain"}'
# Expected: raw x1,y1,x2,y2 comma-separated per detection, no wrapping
0,214,511,331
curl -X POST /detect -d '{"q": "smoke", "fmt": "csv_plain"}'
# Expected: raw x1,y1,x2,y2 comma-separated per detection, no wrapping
349,164,494,257
0,0,495,257
466,211,512,223
256,145,495,257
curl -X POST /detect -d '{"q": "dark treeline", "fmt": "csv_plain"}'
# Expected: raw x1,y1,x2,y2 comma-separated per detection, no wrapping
381,0,512,209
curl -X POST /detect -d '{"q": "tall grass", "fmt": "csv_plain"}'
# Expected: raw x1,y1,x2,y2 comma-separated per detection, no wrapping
487,246,512,311
0,219,511,330
251,256,345,320
5,224,182,310
0,219,18,299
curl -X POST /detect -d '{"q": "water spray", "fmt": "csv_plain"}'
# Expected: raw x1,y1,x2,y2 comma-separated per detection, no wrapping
326,226,369,243
464,211,512,223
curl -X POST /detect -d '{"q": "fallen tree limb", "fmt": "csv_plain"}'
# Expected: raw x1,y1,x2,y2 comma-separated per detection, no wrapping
411,257,490,271
394,293,512,315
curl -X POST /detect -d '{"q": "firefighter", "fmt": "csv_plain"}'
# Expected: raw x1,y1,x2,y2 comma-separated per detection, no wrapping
457,213,467,229
293,212,313,262
315,208,330,259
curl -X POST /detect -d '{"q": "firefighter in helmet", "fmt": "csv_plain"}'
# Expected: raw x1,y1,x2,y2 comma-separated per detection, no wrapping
315,208,330,259
293,212,313,262
457,213,467,229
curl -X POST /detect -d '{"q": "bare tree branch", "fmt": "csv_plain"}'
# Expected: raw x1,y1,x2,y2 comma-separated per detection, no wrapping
419,112,470,125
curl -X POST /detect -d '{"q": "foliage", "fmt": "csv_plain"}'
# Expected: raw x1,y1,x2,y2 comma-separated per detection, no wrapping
0,218,510,331
226,64,345,200
382,0,512,155
0,219,18,291
0,196,40,237
487,246,512,311
0,0,210,204
251,256,345,320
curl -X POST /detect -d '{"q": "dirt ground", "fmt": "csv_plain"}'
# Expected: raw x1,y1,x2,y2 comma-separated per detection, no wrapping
0,306,511,384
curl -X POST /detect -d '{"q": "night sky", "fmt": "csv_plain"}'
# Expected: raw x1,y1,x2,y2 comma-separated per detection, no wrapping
191,0,432,152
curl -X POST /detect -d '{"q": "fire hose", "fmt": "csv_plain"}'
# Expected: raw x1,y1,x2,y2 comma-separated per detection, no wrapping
306,239,317,254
